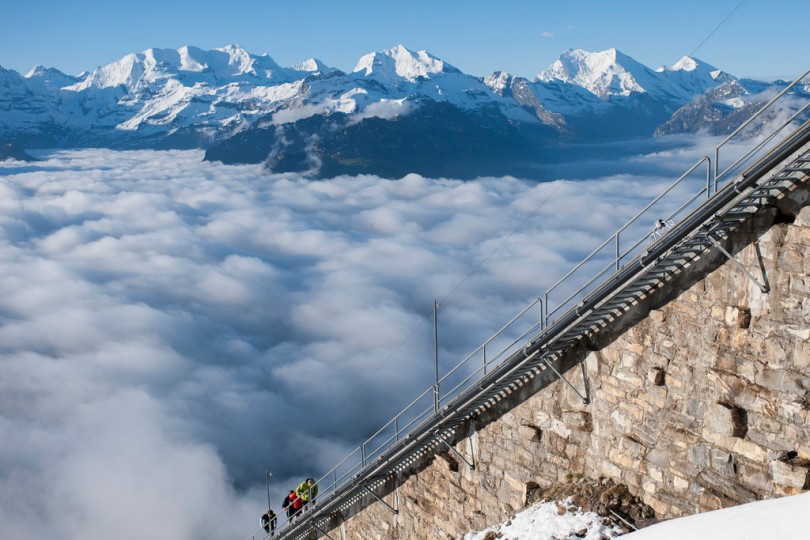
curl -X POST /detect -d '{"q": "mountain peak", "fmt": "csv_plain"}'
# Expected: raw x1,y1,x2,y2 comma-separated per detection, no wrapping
536,48,655,98
25,64,48,77
669,55,718,74
672,56,699,72
352,44,454,81
657,55,730,92
483,71,513,95
292,58,337,74
24,64,81,88
71,45,296,91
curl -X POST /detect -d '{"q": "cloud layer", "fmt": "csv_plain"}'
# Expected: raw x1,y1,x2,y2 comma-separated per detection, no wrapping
0,141,718,539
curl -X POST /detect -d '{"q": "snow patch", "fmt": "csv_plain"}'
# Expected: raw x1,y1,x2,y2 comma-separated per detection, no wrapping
483,71,511,95
463,499,622,540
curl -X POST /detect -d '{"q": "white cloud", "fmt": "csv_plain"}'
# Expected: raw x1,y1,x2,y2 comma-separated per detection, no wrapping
270,103,329,124
540,31,555,38
349,98,414,124
0,140,715,538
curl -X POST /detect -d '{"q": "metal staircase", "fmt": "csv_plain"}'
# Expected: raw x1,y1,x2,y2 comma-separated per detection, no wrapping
247,68,810,540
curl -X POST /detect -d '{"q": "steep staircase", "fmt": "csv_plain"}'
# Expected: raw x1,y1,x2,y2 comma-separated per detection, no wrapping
249,69,810,540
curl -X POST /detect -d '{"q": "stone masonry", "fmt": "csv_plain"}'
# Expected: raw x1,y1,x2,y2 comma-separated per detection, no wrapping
324,184,810,539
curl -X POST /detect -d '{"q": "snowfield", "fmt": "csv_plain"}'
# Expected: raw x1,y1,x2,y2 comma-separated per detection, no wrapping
463,492,810,540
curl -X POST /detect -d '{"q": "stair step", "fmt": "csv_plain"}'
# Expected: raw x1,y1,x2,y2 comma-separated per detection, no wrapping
627,280,662,291
718,213,752,221
601,301,632,312
640,271,668,280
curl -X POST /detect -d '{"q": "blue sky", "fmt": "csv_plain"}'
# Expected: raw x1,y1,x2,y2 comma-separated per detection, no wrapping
1,1,807,81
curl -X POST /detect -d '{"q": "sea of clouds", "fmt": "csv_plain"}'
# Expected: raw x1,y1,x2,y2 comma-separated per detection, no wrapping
0,140,723,539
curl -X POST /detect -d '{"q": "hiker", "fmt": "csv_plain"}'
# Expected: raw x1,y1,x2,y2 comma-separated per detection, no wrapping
282,489,298,520
291,492,303,519
295,477,319,513
261,508,277,535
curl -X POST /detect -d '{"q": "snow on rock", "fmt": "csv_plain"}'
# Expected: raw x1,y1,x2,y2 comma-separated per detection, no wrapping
70,52,146,90
661,56,732,96
671,56,701,72
0,65,32,91
463,499,623,540
292,58,337,74
668,56,726,81
24,65,81,88
536,49,732,102
352,44,454,82
536,48,659,98
483,71,512,95
69,44,297,92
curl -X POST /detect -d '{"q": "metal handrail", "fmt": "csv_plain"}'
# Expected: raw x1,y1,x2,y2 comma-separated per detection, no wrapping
437,299,542,385
544,155,711,326
295,294,544,510
257,67,809,540
439,320,544,407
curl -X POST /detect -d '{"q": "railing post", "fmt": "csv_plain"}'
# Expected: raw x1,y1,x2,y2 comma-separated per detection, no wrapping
707,155,713,198
715,146,720,190
434,300,440,412
395,416,399,441
538,298,544,331
265,470,272,513
615,233,620,271
361,443,366,467
483,344,487,375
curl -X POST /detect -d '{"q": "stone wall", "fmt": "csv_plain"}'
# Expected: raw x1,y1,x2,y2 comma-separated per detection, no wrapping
326,186,810,539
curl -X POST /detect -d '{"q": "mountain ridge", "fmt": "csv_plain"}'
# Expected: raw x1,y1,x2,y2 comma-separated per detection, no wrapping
1,44,801,178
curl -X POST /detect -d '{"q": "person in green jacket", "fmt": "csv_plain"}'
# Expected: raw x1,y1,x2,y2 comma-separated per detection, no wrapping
295,477,318,513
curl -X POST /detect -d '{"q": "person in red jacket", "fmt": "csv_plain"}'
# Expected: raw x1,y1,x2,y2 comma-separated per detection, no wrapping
282,489,299,521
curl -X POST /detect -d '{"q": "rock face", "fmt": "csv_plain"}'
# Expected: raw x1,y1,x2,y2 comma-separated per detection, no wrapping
526,476,657,531
202,99,558,179
654,79,780,136
0,142,37,161
322,173,810,538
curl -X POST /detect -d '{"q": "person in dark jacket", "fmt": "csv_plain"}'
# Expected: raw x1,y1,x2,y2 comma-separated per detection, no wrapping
261,508,277,535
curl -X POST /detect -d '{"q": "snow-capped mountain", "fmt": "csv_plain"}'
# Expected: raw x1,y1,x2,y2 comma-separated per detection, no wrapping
538,48,658,98
535,48,729,102
25,65,83,88
0,44,797,178
353,44,453,81
69,44,310,92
